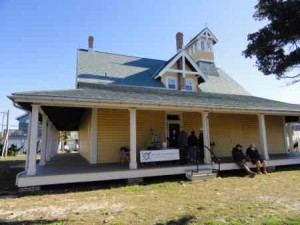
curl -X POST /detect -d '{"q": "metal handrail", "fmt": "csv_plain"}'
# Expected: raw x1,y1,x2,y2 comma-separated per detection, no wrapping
203,145,221,176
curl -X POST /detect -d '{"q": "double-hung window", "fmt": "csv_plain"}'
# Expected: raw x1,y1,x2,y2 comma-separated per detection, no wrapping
185,78,194,91
167,77,177,90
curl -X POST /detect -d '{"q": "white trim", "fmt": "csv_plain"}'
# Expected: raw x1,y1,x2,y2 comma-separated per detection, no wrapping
283,117,289,153
153,50,206,81
166,112,183,139
202,112,211,164
258,114,269,160
129,108,137,169
166,76,178,90
39,115,48,166
27,105,39,175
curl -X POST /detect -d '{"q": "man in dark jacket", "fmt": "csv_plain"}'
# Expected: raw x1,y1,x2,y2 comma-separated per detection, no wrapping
178,129,188,164
232,144,256,178
246,144,267,174
188,131,198,163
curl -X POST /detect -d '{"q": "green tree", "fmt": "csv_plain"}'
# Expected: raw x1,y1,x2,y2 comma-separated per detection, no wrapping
243,0,300,84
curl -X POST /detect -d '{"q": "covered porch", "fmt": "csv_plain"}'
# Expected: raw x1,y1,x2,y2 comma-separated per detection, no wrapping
9,85,300,187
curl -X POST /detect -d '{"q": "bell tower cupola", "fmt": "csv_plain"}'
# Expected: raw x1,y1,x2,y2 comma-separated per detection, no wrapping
185,27,218,62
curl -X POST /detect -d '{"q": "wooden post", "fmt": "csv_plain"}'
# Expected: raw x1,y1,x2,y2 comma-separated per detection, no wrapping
27,105,39,175
129,108,137,169
258,114,269,160
39,115,47,166
90,108,98,164
202,112,211,164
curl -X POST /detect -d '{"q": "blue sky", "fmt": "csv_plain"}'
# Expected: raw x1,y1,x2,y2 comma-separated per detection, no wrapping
0,0,299,127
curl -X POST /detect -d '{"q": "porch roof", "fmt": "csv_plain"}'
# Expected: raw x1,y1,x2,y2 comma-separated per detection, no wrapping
9,83,300,115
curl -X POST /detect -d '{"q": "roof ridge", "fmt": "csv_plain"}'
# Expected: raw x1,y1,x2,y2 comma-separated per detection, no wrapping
77,49,166,62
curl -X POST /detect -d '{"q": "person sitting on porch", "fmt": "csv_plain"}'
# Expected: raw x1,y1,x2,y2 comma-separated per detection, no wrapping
188,131,198,163
232,144,256,178
144,128,157,150
246,144,268,174
169,129,179,148
178,129,188,164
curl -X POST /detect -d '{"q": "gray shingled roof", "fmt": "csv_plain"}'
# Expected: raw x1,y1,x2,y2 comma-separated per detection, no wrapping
77,49,251,96
77,49,165,88
10,84,300,113
198,61,251,96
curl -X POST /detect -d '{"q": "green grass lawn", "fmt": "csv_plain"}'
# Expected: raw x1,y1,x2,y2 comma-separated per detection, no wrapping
0,158,300,225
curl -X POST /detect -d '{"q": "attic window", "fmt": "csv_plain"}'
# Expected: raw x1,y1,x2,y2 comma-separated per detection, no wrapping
167,76,177,90
201,41,205,50
185,78,194,91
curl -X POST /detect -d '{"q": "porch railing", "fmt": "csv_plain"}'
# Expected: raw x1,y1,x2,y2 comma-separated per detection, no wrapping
203,145,221,176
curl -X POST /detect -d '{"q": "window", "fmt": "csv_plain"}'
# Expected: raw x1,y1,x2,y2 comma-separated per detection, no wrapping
167,77,177,90
201,40,205,51
185,78,194,91
207,41,212,52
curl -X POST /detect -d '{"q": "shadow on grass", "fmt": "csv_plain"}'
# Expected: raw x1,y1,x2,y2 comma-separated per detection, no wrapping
0,219,64,224
155,215,195,225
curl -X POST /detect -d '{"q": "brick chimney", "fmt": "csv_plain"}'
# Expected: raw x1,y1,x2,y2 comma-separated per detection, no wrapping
88,36,94,51
176,32,183,51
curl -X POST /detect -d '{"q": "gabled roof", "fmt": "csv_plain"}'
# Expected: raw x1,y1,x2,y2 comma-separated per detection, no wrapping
185,27,218,49
10,84,300,115
77,49,165,88
152,50,207,81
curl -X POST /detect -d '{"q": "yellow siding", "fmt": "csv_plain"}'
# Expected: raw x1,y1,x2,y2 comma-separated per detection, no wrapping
182,112,202,135
265,115,285,154
210,114,260,157
191,51,214,61
79,109,92,162
137,110,166,150
97,109,129,163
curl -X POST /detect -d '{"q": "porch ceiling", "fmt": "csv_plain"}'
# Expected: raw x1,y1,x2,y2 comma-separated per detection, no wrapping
42,106,85,131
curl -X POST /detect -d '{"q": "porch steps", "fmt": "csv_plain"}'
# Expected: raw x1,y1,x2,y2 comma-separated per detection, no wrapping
185,169,217,181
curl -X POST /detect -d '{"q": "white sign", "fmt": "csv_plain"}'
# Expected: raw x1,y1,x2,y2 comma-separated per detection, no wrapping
140,149,180,163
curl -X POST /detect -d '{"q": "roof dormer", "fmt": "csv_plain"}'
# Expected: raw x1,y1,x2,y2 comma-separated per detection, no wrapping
185,27,218,62
153,32,206,92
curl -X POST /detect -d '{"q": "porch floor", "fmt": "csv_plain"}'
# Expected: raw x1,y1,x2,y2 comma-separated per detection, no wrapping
32,153,202,176
16,152,300,187
17,153,209,187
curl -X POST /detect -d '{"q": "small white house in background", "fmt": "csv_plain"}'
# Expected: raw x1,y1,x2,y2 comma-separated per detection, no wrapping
8,27,300,188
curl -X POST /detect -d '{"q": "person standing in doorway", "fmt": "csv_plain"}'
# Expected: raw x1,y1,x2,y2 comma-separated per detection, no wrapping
169,129,179,148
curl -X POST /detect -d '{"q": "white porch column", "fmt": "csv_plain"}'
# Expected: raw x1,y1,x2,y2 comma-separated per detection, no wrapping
258,114,269,160
202,112,211,164
283,117,289,153
129,108,137,169
39,115,48,166
25,112,32,171
27,105,40,175
90,108,98,164
46,122,52,161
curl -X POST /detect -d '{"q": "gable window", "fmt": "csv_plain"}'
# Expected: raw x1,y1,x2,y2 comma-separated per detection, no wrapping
201,40,205,51
207,40,212,52
167,77,177,90
185,78,194,91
